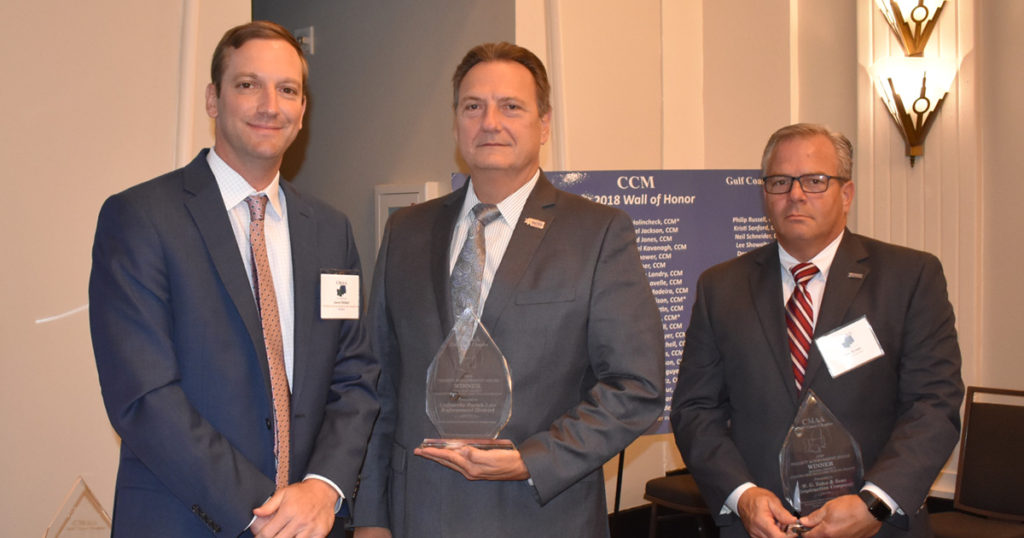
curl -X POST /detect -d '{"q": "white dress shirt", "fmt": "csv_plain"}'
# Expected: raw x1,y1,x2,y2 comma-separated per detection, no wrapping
448,170,540,307
208,149,295,389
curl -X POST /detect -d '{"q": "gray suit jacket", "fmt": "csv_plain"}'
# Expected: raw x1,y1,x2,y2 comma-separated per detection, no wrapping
90,151,380,536
352,174,665,537
670,232,963,538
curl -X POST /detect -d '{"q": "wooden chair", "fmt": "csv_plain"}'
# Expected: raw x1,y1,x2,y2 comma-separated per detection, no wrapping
930,386,1024,537
644,469,716,538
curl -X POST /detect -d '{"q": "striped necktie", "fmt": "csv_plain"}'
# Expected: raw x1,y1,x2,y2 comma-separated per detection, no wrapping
786,262,819,391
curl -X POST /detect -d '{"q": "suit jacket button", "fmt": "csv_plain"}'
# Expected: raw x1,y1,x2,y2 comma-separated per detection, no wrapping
265,418,273,430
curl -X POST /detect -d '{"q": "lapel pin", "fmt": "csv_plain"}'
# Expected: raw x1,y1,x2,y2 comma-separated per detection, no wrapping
524,217,546,230
848,272,864,279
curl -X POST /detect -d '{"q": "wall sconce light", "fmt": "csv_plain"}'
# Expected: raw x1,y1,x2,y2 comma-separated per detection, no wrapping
875,0,946,56
872,56,955,166
873,0,953,166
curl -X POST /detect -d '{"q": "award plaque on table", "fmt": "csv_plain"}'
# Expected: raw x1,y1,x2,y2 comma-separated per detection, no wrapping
421,309,514,450
779,390,864,523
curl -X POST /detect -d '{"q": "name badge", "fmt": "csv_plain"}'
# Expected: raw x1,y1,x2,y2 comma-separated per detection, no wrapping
814,315,884,378
320,270,359,320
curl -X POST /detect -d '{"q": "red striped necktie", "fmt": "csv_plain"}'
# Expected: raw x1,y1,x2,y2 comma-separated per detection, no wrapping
786,262,819,391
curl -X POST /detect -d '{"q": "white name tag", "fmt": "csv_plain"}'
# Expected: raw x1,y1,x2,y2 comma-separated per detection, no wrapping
814,315,884,378
320,272,359,319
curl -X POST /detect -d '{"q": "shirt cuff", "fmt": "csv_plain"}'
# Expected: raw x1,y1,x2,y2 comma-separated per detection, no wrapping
862,482,904,515
246,495,273,530
723,482,756,515
304,474,346,513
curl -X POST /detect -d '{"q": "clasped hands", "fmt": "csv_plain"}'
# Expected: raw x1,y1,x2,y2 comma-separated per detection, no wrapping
737,487,882,538
250,479,339,538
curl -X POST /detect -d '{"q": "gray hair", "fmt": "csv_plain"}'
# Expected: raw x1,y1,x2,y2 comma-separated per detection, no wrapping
761,123,853,179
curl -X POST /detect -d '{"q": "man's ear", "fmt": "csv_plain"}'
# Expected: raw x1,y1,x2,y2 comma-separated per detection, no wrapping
841,179,855,213
205,83,218,119
539,110,551,145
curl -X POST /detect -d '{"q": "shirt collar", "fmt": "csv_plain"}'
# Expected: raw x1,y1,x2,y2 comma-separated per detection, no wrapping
460,169,540,227
207,148,284,219
778,230,845,281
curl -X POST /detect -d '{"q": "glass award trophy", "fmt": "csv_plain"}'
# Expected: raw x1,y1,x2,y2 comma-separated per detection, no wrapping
421,309,514,449
780,390,864,523
45,477,112,537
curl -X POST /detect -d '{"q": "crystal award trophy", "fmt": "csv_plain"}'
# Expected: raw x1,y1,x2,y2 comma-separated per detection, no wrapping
421,309,514,449
780,390,864,520
45,477,112,537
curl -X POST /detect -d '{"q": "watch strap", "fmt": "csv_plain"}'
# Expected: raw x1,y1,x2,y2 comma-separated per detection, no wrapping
858,490,892,521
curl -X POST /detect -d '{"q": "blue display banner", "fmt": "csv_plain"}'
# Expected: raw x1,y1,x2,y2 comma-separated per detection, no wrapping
546,170,771,433
452,170,772,434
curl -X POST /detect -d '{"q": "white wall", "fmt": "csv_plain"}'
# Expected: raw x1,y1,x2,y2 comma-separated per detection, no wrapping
0,1,248,534
979,1,1024,395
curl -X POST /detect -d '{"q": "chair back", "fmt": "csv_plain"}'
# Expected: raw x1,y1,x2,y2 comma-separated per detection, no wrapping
952,386,1024,521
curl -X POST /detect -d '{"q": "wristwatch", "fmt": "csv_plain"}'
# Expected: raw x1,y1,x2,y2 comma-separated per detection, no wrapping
858,490,893,521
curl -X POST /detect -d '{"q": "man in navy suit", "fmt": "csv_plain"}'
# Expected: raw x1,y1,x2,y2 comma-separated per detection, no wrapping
671,124,963,537
90,21,379,537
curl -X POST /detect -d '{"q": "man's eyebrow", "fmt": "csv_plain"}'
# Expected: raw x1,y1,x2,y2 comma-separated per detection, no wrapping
228,72,300,84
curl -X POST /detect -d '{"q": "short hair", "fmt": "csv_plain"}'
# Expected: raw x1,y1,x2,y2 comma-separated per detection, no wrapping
210,20,308,97
761,123,853,180
452,42,551,117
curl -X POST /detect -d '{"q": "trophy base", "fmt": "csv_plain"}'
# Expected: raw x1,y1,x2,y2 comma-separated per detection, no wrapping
420,438,516,450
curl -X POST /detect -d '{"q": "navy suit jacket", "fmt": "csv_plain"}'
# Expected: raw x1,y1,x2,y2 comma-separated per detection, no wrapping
670,232,963,538
352,174,665,537
90,150,380,536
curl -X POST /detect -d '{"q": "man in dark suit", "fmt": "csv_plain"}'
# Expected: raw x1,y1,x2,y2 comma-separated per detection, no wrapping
671,123,963,538
90,21,379,537
351,42,664,537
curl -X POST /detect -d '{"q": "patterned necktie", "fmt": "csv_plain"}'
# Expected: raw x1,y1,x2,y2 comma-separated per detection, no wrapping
786,262,820,391
246,194,290,490
450,203,501,319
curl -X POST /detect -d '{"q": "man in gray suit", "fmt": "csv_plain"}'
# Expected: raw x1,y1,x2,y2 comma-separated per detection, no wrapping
352,42,664,537
671,123,963,537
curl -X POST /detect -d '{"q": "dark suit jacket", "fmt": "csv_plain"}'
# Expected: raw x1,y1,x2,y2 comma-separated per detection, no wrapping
89,150,380,537
351,174,665,537
670,232,963,538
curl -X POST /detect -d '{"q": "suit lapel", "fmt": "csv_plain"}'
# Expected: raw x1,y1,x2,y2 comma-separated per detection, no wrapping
804,231,869,388
750,243,800,404
479,174,557,330
284,183,315,399
434,188,465,334
182,152,268,382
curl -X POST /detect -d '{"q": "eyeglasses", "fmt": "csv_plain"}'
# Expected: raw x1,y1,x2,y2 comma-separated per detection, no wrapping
762,174,848,194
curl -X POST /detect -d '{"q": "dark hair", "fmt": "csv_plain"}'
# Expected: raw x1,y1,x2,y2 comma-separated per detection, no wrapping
210,20,308,97
761,123,853,179
452,42,551,116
